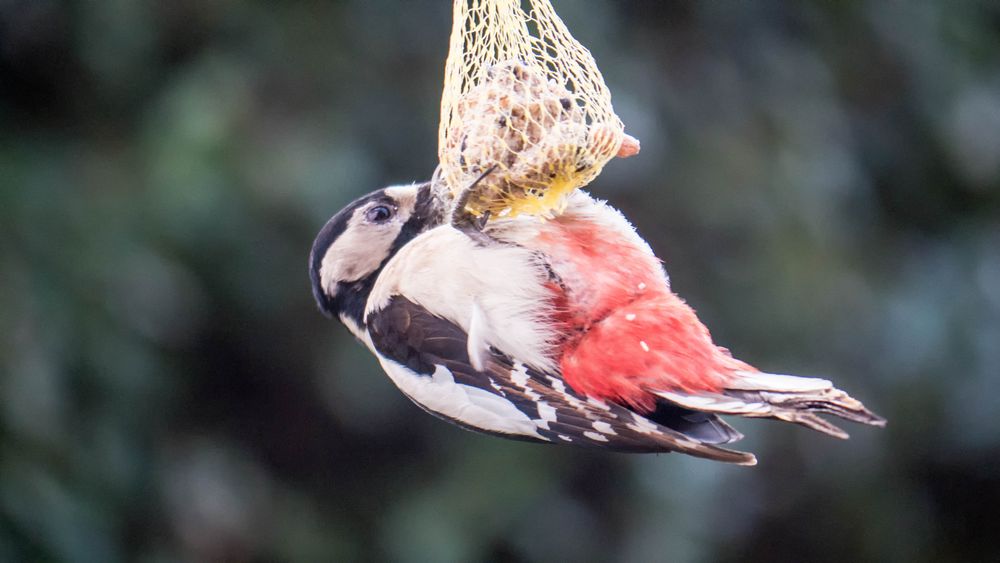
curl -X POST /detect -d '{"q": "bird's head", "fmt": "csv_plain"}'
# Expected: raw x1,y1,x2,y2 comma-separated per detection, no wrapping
309,181,442,335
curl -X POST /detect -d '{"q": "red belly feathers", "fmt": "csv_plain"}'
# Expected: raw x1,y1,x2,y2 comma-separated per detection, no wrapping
534,216,754,412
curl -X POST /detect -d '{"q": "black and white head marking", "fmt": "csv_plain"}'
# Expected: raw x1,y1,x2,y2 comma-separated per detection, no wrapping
309,182,442,335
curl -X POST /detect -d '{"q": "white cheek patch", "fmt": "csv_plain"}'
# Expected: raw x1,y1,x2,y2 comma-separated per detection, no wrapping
322,234,388,292
319,197,416,297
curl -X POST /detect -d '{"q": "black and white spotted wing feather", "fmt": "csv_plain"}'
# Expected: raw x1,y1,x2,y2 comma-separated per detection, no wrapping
367,296,758,465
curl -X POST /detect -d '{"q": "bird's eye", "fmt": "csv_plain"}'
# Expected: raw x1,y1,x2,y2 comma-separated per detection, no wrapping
365,205,394,223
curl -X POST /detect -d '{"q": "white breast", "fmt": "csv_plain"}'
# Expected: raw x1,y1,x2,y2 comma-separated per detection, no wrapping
366,225,558,373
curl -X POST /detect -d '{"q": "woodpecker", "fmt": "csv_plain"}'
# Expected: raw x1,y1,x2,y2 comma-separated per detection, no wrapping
310,181,885,465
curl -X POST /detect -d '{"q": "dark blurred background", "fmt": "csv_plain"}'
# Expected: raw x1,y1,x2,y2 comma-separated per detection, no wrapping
2,1,999,561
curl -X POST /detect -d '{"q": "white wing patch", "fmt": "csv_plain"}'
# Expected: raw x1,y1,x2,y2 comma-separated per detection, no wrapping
510,363,564,433
626,412,660,435
592,421,617,435
548,376,586,409
536,401,557,430
587,397,612,411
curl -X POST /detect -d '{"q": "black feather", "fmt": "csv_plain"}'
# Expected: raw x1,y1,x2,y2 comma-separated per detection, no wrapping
367,296,756,463
645,402,743,445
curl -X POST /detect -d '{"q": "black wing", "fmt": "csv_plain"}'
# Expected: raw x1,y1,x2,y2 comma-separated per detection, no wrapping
367,295,757,464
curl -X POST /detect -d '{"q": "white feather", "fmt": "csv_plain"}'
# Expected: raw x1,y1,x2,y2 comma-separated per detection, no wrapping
367,226,557,373
377,357,545,439
654,390,772,415
592,421,617,435
626,412,662,435
466,301,490,372
727,371,834,392
536,402,557,430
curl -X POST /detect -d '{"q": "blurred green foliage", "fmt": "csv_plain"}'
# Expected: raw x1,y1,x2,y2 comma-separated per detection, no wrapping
2,1,999,562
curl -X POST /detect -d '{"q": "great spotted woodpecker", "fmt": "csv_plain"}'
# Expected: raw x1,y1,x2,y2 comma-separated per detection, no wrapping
310,181,884,465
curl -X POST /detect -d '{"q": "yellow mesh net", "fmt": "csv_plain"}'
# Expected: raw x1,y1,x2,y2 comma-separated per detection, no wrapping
438,0,639,219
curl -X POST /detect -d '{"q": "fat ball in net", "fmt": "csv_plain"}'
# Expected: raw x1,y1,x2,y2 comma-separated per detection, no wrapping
438,0,639,220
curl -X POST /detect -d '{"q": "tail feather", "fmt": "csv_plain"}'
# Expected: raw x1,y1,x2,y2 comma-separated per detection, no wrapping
644,402,745,445
653,371,886,440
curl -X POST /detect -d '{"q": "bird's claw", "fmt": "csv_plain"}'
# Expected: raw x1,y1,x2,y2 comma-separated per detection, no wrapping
450,164,498,234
